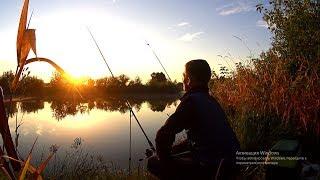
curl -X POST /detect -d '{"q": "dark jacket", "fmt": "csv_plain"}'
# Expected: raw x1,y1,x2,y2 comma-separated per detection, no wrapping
155,87,240,166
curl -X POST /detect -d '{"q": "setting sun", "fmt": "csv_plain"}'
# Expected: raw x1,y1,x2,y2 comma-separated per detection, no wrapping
29,9,179,82
64,74,87,85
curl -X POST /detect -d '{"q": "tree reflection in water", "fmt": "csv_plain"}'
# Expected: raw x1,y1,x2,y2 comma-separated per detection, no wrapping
5,100,45,117
20,100,44,113
50,100,80,120
5,101,18,118
6,95,180,120
147,99,178,112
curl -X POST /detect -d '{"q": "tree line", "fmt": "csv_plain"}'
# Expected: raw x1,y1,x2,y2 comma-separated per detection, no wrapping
0,71,183,98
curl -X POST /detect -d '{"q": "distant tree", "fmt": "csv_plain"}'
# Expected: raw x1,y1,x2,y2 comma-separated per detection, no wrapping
128,76,144,92
47,72,80,96
149,72,167,85
18,76,45,96
146,72,183,93
87,78,95,87
96,78,108,89
0,71,44,97
128,76,142,86
117,74,130,88
0,71,15,96
105,77,121,92
18,71,182,96
49,72,64,88
134,76,142,84
80,78,95,92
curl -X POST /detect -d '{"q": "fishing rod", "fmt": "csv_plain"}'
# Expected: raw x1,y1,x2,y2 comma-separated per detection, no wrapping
128,110,132,175
87,27,156,152
146,40,183,120
145,41,172,82
145,40,176,118
87,28,114,77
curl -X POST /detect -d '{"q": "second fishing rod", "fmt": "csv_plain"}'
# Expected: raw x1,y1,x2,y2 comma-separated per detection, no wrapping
87,28,155,152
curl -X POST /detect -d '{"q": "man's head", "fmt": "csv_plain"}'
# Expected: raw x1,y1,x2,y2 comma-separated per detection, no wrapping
183,59,211,91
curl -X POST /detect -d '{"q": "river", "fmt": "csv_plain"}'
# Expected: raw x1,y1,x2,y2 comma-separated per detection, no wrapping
4,96,180,171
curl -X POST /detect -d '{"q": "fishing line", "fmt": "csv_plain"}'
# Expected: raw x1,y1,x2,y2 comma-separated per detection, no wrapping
26,10,34,29
87,27,114,77
128,110,132,175
145,41,177,117
87,27,156,152
145,41,172,82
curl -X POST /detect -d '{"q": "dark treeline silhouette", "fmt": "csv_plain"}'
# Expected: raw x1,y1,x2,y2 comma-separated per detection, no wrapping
0,71,183,98
5,96,179,120
0,71,45,97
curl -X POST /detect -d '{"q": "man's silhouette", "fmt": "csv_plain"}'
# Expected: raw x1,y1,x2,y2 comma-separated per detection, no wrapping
147,59,240,180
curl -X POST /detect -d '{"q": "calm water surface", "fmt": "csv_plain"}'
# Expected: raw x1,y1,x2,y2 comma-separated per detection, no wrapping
6,97,180,169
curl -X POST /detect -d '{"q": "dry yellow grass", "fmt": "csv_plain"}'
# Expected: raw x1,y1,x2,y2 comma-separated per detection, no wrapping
212,53,319,140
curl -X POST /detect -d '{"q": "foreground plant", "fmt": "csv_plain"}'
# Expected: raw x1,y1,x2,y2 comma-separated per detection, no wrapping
44,138,155,180
1,137,59,180
0,0,67,178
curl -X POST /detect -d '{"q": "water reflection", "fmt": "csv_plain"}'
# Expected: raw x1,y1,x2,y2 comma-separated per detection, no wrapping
148,99,174,112
6,95,180,120
20,100,44,113
4,95,180,169
5,101,18,118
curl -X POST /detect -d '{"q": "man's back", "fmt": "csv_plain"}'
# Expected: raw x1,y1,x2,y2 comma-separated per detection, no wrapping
148,59,240,179
184,89,240,165
155,88,239,165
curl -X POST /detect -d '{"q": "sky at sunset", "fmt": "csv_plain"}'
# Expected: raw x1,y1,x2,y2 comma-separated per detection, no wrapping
0,0,271,82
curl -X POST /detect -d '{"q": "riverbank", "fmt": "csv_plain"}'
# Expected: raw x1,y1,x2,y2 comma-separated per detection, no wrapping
3,96,39,103
3,92,183,102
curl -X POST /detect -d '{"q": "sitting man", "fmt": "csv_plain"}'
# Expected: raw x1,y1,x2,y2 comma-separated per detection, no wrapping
147,59,240,180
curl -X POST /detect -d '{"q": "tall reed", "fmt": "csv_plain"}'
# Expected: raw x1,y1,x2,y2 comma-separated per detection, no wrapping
211,52,320,150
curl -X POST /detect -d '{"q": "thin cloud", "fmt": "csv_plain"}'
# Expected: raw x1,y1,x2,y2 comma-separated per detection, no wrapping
256,20,268,28
178,32,204,42
168,22,191,31
177,22,190,27
216,1,256,16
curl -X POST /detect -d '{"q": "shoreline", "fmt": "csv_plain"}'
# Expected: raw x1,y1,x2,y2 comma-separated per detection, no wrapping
3,97,39,103
3,92,183,103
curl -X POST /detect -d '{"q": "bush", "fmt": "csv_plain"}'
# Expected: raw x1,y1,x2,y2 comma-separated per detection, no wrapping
257,0,320,61
211,0,320,150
